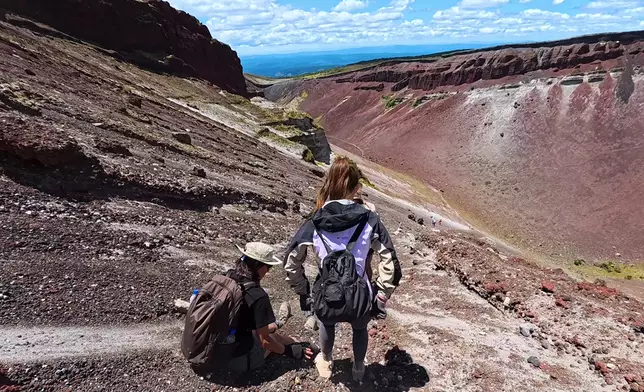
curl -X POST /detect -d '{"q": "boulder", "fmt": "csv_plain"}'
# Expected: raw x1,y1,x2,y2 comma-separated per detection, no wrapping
173,132,192,145
541,281,556,293
174,298,190,314
192,166,206,178
2,0,248,96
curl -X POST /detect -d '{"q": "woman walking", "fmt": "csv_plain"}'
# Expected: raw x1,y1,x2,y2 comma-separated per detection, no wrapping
283,157,402,381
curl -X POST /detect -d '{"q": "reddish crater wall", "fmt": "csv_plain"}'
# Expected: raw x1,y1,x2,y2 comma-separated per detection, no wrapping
0,0,248,96
270,36,644,262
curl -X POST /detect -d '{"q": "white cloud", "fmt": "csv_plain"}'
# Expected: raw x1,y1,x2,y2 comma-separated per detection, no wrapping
520,9,570,19
166,0,644,55
387,0,415,11
574,13,622,20
494,17,523,24
587,0,639,8
552,0,564,4
433,7,497,20
459,0,509,8
332,0,368,12
519,0,532,3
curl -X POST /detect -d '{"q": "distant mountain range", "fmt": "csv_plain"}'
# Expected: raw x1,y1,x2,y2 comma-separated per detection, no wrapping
240,44,499,77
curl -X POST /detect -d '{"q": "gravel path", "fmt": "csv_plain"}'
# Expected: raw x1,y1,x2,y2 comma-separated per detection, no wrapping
1,323,181,363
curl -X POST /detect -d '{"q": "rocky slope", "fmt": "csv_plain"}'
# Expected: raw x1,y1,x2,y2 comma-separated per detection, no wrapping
0,0,248,96
267,31,644,267
1,4,643,392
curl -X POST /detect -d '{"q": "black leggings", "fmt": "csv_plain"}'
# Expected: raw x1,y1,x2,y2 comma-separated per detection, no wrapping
319,313,370,364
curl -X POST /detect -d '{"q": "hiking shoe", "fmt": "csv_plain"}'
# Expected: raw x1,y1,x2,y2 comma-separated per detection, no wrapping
314,353,333,379
352,362,366,382
276,301,291,328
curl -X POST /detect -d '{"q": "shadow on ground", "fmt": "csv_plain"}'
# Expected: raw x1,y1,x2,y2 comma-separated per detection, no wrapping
332,346,430,392
197,355,314,387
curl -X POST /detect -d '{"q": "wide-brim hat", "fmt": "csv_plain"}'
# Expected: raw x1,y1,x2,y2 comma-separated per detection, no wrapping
236,242,282,266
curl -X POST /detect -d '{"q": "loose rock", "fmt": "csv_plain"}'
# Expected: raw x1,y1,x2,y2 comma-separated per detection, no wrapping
527,356,541,367
173,132,192,145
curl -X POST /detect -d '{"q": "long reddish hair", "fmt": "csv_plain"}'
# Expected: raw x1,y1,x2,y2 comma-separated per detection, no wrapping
315,156,363,210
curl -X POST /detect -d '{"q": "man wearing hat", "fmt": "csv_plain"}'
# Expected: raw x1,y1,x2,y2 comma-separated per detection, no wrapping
227,242,313,372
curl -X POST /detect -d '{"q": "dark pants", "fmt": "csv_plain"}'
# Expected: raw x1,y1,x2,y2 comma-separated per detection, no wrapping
319,313,370,364
227,335,265,372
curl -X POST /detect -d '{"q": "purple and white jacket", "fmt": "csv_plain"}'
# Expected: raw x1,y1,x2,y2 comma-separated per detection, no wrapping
283,200,402,300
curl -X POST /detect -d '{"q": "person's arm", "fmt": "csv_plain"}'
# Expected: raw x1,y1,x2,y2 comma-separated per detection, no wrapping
283,221,315,297
371,216,402,299
256,323,284,353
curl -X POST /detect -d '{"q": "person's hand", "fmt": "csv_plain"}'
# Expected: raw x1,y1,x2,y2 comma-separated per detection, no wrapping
283,343,313,360
371,293,388,320
299,294,313,312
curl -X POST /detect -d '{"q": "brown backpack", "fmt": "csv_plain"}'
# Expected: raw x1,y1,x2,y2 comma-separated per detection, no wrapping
181,273,255,370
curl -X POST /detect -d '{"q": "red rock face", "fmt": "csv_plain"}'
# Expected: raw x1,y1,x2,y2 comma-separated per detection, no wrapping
331,32,643,93
270,33,644,263
0,0,247,96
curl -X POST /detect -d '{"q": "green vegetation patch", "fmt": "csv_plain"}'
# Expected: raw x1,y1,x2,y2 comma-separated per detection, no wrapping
382,95,404,110
360,177,377,190
302,148,315,163
412,98,425,108
573,260,644,280
285,108,308,120
274,124,304,137
255,127,297,147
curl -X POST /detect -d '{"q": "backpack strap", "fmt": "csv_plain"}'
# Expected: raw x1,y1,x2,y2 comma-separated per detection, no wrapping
240,281,257,291
315,228,334,254
224,270,258,292
346,217,368,252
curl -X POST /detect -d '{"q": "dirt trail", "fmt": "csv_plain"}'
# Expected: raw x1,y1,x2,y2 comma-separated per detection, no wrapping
1,322,181,363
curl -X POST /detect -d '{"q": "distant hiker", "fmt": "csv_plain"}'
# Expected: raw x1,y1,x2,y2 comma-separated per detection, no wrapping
431,216,437,228
284,156,402,381
182,242,313,374
439,219,442,226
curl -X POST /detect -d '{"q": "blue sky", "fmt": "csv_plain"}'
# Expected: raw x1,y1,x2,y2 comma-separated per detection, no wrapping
166,0,644,55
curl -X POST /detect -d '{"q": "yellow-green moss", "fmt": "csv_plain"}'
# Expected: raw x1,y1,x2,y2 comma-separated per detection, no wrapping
302,148,315,163
573,261,644,280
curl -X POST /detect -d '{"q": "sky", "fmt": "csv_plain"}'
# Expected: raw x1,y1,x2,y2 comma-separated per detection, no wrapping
166,0,644,55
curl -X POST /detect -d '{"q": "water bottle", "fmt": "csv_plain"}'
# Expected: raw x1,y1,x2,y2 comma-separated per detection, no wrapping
189,288,199,304
222,328,236,344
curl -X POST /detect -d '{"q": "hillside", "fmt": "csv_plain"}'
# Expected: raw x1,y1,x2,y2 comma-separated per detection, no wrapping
1,2,643,392
266,31,644,268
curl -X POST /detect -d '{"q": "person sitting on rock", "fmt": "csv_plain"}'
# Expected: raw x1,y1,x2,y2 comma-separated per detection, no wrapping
226,242,314,372
283,156,402,382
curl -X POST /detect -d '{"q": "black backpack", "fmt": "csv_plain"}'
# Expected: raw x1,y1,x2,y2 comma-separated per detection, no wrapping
312,218,371,323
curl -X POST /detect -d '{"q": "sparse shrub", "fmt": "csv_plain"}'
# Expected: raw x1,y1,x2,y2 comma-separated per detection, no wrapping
598,261,622,274
381,95,401,109
626,275,633,280
360,177,377,190
574,259,586,266
255,128,271,137
302,148,315,164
